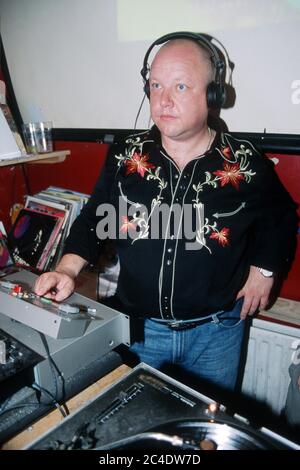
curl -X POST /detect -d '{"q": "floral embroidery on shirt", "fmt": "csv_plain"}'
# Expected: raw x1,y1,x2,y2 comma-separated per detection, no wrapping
124,152,155,177
116,134,168,243
120,216,137,233
209,227,230,246
221,146,232,159
191,139,258,252
213,163,245,190
193,150,255,193
115,133,256,251
191,207,230,254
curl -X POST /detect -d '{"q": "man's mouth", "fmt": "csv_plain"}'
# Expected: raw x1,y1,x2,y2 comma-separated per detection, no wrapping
160,114,177,120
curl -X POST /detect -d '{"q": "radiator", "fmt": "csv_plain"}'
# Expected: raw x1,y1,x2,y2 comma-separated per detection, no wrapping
241,298,300,416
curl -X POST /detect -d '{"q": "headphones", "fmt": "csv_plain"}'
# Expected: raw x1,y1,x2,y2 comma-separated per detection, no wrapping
141,31,226,109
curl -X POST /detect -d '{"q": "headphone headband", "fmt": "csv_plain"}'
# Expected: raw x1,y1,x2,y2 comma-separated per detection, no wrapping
141,32,224,84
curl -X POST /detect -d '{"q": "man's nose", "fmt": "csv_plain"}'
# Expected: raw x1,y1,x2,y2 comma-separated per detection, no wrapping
160,88,173,107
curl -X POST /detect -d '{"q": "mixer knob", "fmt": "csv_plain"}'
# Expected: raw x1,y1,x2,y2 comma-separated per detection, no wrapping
58,303,80,314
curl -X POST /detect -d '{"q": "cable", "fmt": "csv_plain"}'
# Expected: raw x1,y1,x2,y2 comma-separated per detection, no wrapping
0,395,14,414
0,385,69,420
31,383,68,418
133,93,147,131
39,333,65,398
0,402,47,418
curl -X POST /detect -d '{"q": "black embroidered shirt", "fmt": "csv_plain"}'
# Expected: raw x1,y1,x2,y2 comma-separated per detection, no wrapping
64,128,297,320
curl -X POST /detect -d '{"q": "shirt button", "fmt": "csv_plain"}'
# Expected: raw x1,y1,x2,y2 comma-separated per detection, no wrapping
167,247,172,253
166,260,172,266
170,235,175,240
174,174,179,179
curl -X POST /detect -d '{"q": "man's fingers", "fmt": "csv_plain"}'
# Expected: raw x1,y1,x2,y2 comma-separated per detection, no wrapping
34,275,57,297
240,296,260,319
240,297,251,319
236,290,244,300
54,283,73,301
259,295,269,311
34,272,73,301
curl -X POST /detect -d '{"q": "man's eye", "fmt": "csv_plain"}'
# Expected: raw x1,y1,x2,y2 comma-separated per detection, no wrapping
151,82,160,90
177,83,187,91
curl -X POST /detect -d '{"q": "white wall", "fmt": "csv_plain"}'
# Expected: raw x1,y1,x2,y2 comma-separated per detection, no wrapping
0,0,299,133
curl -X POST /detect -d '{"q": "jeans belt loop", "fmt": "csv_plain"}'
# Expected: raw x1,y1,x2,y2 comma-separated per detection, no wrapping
211,313,220,324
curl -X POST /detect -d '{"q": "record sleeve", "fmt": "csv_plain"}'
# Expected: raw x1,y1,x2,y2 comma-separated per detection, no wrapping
7,208,59,268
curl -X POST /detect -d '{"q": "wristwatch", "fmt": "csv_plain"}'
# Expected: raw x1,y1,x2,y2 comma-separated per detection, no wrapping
258,267,274,278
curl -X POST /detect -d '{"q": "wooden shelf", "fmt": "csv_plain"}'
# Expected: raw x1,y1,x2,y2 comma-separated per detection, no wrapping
1,364,131,450
0,150,70,167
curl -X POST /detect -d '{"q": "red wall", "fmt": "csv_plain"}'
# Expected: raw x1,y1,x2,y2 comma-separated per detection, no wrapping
0,141,108,231
0,163,27,229
0,140,299,301
27,140,109,195
266,154,300,301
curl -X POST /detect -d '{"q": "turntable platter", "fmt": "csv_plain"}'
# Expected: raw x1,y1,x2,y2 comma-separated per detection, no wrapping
101,419,284,450
27,364,299,450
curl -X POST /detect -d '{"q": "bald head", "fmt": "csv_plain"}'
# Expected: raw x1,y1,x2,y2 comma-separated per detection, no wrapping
150,39,215,86
149,37,214,145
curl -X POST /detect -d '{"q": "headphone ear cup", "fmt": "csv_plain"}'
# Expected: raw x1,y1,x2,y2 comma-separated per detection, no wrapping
143,80,150,99
206,82,226,108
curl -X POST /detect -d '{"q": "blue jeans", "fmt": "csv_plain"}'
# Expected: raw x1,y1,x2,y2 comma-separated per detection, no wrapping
129,300,245,391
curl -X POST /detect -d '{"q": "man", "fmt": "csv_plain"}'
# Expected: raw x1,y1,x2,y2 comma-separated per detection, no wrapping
34,34,297,390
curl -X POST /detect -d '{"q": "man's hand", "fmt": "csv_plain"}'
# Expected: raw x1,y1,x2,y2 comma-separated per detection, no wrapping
34,270,75,302
34,253,87,302
236,265,274,320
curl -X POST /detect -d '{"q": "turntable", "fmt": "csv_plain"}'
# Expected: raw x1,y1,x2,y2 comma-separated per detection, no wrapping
27,363,299,450
0,269,129,443
0,269,130,392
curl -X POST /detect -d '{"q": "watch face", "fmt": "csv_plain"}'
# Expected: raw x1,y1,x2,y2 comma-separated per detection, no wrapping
259,268,273,278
